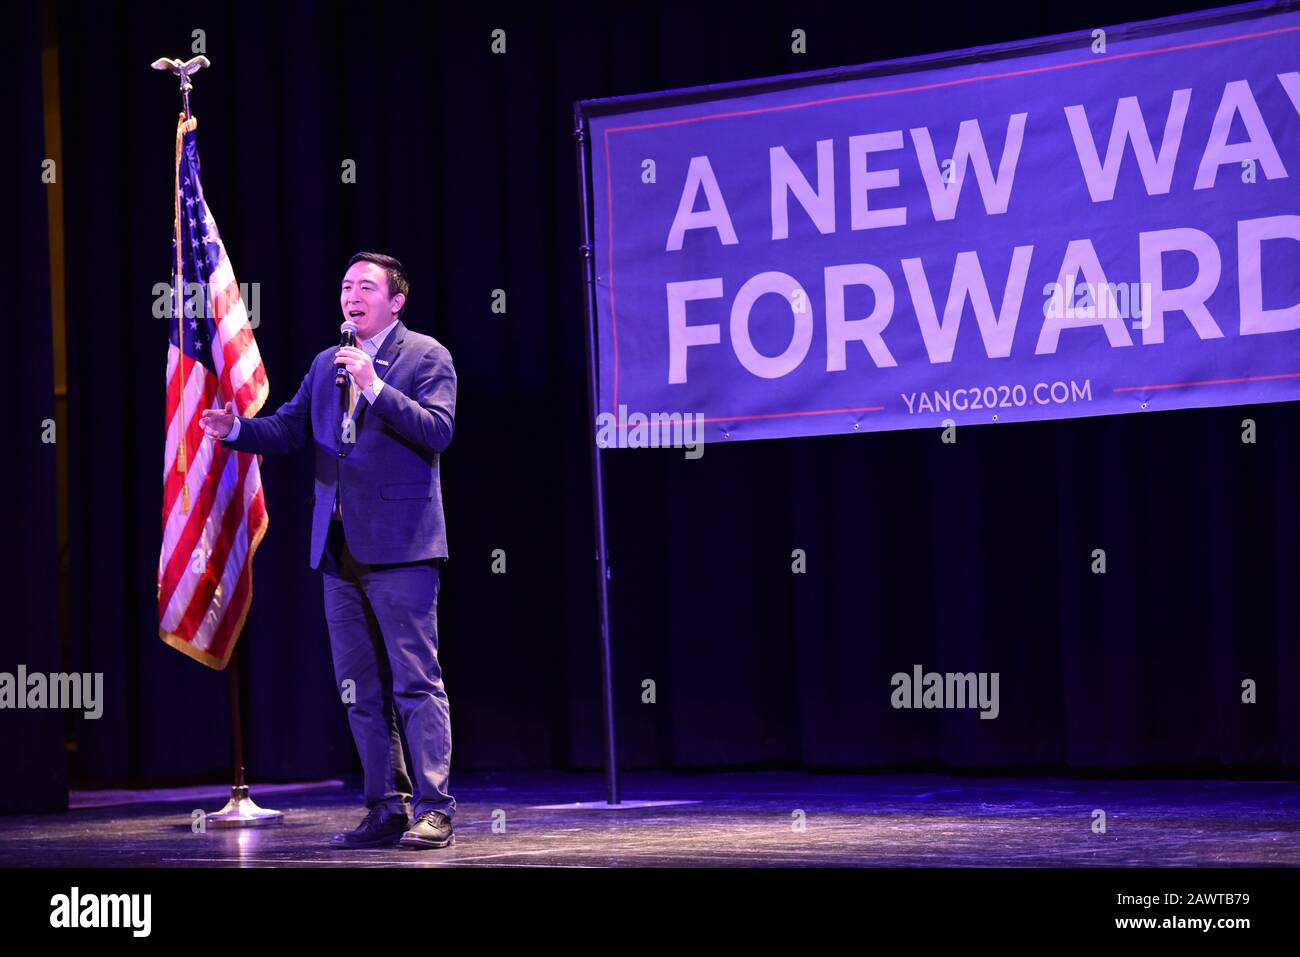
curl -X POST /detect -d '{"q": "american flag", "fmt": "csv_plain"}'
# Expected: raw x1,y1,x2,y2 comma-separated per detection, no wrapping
158,113,269,669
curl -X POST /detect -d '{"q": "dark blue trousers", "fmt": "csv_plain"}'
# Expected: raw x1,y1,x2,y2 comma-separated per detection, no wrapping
321,519,455,820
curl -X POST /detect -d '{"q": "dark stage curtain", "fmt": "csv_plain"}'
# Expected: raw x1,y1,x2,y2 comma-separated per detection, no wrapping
3,1,65,812
29,0,1297,795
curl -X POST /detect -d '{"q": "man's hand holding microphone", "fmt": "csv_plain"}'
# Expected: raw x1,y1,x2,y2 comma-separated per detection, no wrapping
335,320,374,391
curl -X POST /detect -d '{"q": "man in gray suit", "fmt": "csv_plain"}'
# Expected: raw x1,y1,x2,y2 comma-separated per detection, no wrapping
200,252,457,849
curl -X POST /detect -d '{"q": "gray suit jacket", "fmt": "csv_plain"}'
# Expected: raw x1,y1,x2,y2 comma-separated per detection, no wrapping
224,319,455,569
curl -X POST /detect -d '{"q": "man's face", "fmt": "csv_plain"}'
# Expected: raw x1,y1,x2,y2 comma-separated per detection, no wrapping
340,261,403,340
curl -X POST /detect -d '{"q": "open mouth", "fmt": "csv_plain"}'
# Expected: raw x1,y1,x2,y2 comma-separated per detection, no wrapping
347,310,365,319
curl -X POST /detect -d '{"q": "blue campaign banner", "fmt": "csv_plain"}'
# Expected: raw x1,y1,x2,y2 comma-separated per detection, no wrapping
580,2,1300,444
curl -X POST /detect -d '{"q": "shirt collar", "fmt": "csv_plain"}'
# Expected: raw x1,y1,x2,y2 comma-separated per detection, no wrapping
362,317,401,352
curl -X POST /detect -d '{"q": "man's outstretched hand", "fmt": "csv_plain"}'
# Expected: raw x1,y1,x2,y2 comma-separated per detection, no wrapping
200,400,237,439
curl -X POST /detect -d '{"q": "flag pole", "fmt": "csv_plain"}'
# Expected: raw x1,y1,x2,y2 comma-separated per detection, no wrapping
152,54,210,515
153,54,281,828
206,652,282,828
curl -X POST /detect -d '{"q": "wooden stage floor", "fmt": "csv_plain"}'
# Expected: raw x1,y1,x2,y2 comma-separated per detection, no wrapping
1,771,1297,867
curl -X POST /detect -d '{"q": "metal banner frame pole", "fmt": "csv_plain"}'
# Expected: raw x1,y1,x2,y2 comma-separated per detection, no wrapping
573,105,620,806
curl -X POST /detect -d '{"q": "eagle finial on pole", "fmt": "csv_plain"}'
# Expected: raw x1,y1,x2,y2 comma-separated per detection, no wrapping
150,55,211,118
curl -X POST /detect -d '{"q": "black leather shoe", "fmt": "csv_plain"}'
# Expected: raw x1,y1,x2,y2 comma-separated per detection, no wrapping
329,805,410,849
398,810,455,849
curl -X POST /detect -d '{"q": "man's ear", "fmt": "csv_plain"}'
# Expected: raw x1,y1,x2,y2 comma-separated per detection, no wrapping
391,293,405,316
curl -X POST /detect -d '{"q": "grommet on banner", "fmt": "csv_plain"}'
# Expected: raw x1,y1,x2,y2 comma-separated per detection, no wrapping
723,432,731,439
992,414,998,421
1141,402,1148,409
853,423,860,431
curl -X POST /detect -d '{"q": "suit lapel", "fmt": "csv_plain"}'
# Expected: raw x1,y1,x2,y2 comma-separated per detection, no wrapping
349,319,405,430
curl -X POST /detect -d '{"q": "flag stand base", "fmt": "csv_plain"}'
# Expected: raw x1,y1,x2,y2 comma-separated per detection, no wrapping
206,783,283,828
207,656,280,827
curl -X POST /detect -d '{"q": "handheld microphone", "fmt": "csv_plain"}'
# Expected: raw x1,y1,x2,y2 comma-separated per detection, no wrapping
337,321,359,388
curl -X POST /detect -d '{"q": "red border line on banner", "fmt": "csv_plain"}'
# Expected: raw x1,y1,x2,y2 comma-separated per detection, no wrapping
603,25,1300,135
601,21,1300,423
1113,371,1300,393
701,405,885,423
611,404,886,428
